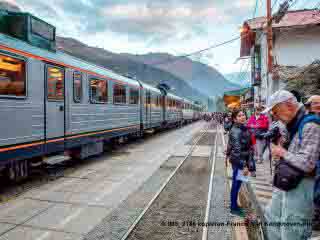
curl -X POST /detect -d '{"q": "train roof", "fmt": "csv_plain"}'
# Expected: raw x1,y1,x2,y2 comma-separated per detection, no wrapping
139,81,161,94
0,33,140,88
183,98,192,104
167,93,184,101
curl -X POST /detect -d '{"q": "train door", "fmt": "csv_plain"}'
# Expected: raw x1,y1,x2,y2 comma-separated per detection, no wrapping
45,65,65,152
145,91,151,128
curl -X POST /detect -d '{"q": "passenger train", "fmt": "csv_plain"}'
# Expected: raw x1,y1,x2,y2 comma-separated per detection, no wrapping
0,11,203,181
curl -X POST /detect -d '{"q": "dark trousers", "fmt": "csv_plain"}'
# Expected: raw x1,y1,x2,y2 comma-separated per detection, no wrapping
230,166,242,211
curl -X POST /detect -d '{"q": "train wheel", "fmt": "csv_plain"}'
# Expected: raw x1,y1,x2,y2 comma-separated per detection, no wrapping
6,160,29,182
22,160,29,179
8,164,16,181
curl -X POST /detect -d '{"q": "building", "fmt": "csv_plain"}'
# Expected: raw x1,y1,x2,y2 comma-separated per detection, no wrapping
240,9,320,104
223,87,254,115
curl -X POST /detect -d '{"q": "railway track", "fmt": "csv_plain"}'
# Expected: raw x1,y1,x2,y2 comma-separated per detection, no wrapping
114,121,218,240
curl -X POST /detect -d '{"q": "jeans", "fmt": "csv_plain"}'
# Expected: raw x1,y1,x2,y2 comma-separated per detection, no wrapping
255,139,266,162
264,178,314,240
231,166,242,211
249,156,256,172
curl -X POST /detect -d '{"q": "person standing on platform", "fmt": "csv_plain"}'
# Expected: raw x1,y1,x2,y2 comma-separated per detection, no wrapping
263,90,320,240
247,106,269,164
226,109,255,217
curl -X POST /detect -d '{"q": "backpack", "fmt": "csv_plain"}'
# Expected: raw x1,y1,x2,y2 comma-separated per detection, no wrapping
296,114,320,205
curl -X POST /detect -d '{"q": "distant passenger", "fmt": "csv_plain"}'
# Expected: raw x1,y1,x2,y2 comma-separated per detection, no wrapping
247,106,269,164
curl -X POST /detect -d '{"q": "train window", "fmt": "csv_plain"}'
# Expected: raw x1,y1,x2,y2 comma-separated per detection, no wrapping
113,84,126,104
31,17,55,41
90,78,108,103
73,71,82,102
160,96,164,106
47,66,64,101
129,88,139,104
0,54,26,97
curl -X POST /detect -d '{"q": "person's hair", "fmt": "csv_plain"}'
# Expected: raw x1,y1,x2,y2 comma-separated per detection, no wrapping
231,109,244,122
255,105,264,112
290,90,302,103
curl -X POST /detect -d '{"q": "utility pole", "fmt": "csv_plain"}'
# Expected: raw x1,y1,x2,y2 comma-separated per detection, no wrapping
267,0,273,73
266,0,273,103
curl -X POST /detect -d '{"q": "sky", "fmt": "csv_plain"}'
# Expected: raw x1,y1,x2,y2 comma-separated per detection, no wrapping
6,0,319,75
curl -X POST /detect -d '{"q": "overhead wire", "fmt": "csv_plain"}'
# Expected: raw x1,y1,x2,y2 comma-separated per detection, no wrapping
149,36,241,66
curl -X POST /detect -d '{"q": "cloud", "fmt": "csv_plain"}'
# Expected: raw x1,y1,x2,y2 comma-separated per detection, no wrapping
13,0,252,64
97,1,232,45
2,0,17,5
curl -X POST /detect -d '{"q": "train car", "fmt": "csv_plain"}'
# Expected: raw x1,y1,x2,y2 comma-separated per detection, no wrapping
140,82,164,130
182,98,194,124
0,12,143,180
192,104,202,121
165,93,183,127
0,11,200,181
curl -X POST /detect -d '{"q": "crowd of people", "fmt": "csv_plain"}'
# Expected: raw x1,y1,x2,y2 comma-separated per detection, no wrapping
223,91,320,240
203,112,224,124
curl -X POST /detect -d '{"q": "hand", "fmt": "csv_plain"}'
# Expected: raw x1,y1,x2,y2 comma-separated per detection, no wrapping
271,144,287,160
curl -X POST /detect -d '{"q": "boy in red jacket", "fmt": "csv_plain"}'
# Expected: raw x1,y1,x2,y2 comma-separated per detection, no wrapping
247,106,269,164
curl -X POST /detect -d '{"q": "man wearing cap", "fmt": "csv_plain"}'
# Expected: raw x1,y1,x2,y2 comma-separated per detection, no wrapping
263,90,320,240
306,95,320,115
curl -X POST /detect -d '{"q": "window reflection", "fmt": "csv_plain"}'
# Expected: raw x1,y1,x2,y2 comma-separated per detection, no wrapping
47,66,64,100
90,78,108,103
114,84,126,104
0,54,26,97
129,88,139,104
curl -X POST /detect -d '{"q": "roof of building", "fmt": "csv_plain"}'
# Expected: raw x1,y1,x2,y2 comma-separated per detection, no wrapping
223,87,251,97
247,9,320,30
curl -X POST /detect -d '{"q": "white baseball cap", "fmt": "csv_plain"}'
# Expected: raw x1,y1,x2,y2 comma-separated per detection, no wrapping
262,90,296,113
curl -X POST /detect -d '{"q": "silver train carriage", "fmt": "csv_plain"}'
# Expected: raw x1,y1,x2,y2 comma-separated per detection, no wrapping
0,11,201,181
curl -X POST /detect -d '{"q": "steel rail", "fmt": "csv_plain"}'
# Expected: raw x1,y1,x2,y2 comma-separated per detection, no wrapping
121,122,212,240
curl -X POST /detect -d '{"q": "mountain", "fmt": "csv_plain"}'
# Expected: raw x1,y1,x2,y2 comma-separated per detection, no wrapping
56,37,208,104
224,72,251,87
122,53,241,97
